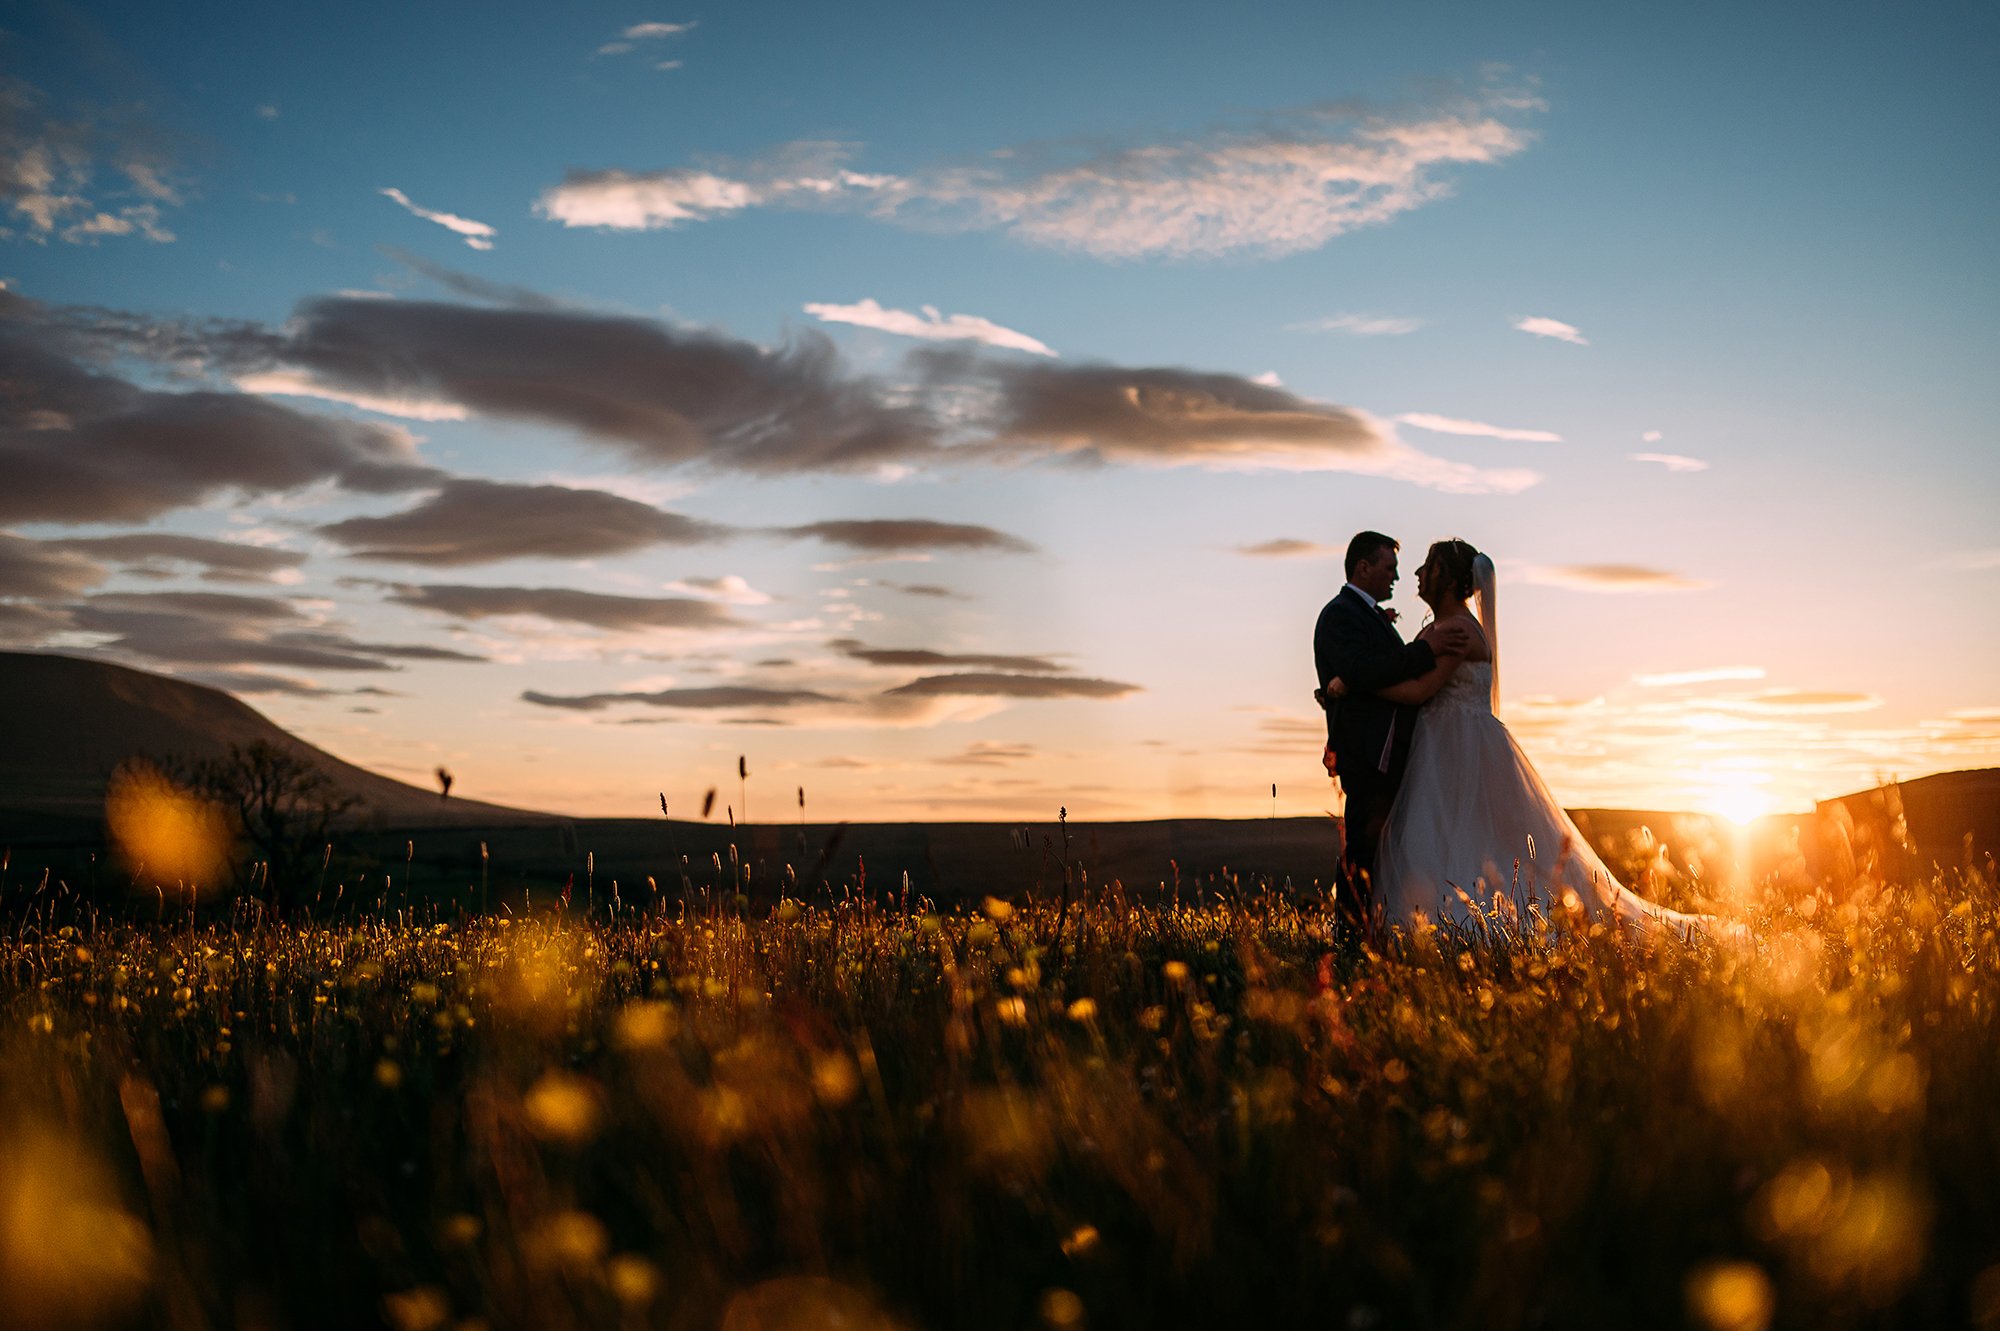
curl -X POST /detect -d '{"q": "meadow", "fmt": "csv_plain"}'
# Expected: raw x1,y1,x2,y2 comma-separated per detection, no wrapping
3,841,1997,1331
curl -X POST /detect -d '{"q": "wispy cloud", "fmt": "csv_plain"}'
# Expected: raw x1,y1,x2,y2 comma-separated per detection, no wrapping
319,479,729,565
945,353,1539,491
935,741,1038,767
805,298,1056,356
661,575,772,605
0,292,434,525
781,519,1036,555
1524,564,1712,593
64,291,1538,495
1288,313,1423,336
864,580,962,599
1513,315,1587,345
1713,689,1883,716
1231,538,1339,558
0,532,107,598
51,533,307,584
526,684,829,712
536,82,1540,259
235,369,471,421
1395,412,1562,443
830,638,1066,673
595,22,695,63
386,583,745,631
1630,452,1709,472
1,76,182,244
380,188,497,250
882,672,1140,700
64,589,482,675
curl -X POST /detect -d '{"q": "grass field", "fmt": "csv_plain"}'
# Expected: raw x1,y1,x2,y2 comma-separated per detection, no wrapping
3,851,1997,1330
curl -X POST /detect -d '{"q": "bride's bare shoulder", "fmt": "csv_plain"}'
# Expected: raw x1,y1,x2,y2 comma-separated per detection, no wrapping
1444,611,1492,662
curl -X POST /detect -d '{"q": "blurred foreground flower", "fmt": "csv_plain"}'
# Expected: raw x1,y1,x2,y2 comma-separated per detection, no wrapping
105,759,231,891
0,1126,155,1330
722,1275,910,1331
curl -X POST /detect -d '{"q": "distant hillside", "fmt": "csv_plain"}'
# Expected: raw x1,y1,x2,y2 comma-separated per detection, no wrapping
3,651,1993,898
0,651,549,841
1817,768,2000,869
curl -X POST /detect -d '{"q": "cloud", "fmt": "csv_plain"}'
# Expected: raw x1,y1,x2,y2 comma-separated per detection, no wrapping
1231,538,1338,559
67,589,482,672
1,77,182,245
624,21,694,38
233,369,471,421
50,532,307,583
206,296,939,475
805,298,1056,356
1641,430,1663,443
661,575,772,604
378,246,564,310
180,669,333,696
1395,412,1562,443
67,292,1534,494
536,83,1539,259
872,581,961,599
385,583,746,631
523,684,832,712
941,353,1538,490
0,532,107,597
936,741,1038,767
1513,315,1587,345
319,479,729,565
1635,666,1767,688
1289,313,1424,336
781,518,1035,555
380,188,497,250
1711,689,1883,716
882,672,1140,699
0,291,435,524
1630,452,1709,473
0,601,72,645
1523,564,1713,593
830,637,1065,673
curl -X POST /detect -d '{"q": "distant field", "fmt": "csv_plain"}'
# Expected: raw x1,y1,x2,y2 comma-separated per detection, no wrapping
3,856,1996,1330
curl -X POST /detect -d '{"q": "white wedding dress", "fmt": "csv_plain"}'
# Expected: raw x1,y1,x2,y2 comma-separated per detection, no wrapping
1376,661,1721,940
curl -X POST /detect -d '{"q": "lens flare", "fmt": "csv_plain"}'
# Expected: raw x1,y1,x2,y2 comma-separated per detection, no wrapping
105,760,233,890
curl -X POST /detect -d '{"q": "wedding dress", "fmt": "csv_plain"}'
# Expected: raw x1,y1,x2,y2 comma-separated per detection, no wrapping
1375,660,1720,940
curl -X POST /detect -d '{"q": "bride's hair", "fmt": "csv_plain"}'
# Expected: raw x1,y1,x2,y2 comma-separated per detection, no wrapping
1426,538,1481,600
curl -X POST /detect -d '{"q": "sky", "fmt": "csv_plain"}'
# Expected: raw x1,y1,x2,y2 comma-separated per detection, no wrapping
3,0,1997,825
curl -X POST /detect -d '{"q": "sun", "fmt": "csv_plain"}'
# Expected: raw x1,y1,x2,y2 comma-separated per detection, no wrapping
1703,782,1775,827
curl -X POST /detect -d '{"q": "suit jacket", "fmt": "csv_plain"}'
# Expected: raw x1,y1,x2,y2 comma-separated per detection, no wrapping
1312,587,1437,786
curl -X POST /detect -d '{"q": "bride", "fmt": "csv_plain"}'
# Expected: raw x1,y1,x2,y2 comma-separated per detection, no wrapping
1323,538,1723,940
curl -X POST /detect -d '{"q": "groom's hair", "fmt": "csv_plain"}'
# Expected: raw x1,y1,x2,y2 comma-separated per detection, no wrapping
1344,531,1398,579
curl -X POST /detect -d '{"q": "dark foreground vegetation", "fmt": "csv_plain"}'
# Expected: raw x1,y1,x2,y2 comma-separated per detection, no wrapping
5,841,2000,1331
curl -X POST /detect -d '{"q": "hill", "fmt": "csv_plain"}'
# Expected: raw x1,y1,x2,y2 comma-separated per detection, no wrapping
2,652,1991,902
0,651,548,842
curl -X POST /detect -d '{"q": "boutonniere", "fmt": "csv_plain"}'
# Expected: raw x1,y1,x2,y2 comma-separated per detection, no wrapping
1380,607,1399,625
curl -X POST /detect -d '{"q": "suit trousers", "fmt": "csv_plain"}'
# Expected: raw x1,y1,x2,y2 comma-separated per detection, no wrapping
1336,771,1396,938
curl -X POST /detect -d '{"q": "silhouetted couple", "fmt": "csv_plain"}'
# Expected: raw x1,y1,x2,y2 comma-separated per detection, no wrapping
1313,530,1723,946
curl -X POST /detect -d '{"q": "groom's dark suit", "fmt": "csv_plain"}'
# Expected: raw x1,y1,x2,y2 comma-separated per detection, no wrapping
1313,586,1437,933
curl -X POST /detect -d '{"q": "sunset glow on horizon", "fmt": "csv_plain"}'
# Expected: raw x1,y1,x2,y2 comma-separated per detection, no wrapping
3,3,1995,821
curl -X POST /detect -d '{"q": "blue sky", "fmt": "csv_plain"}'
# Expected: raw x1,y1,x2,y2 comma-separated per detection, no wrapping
3,0,1996,821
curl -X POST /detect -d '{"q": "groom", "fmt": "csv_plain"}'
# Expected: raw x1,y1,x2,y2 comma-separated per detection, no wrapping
1313,531,1469,941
